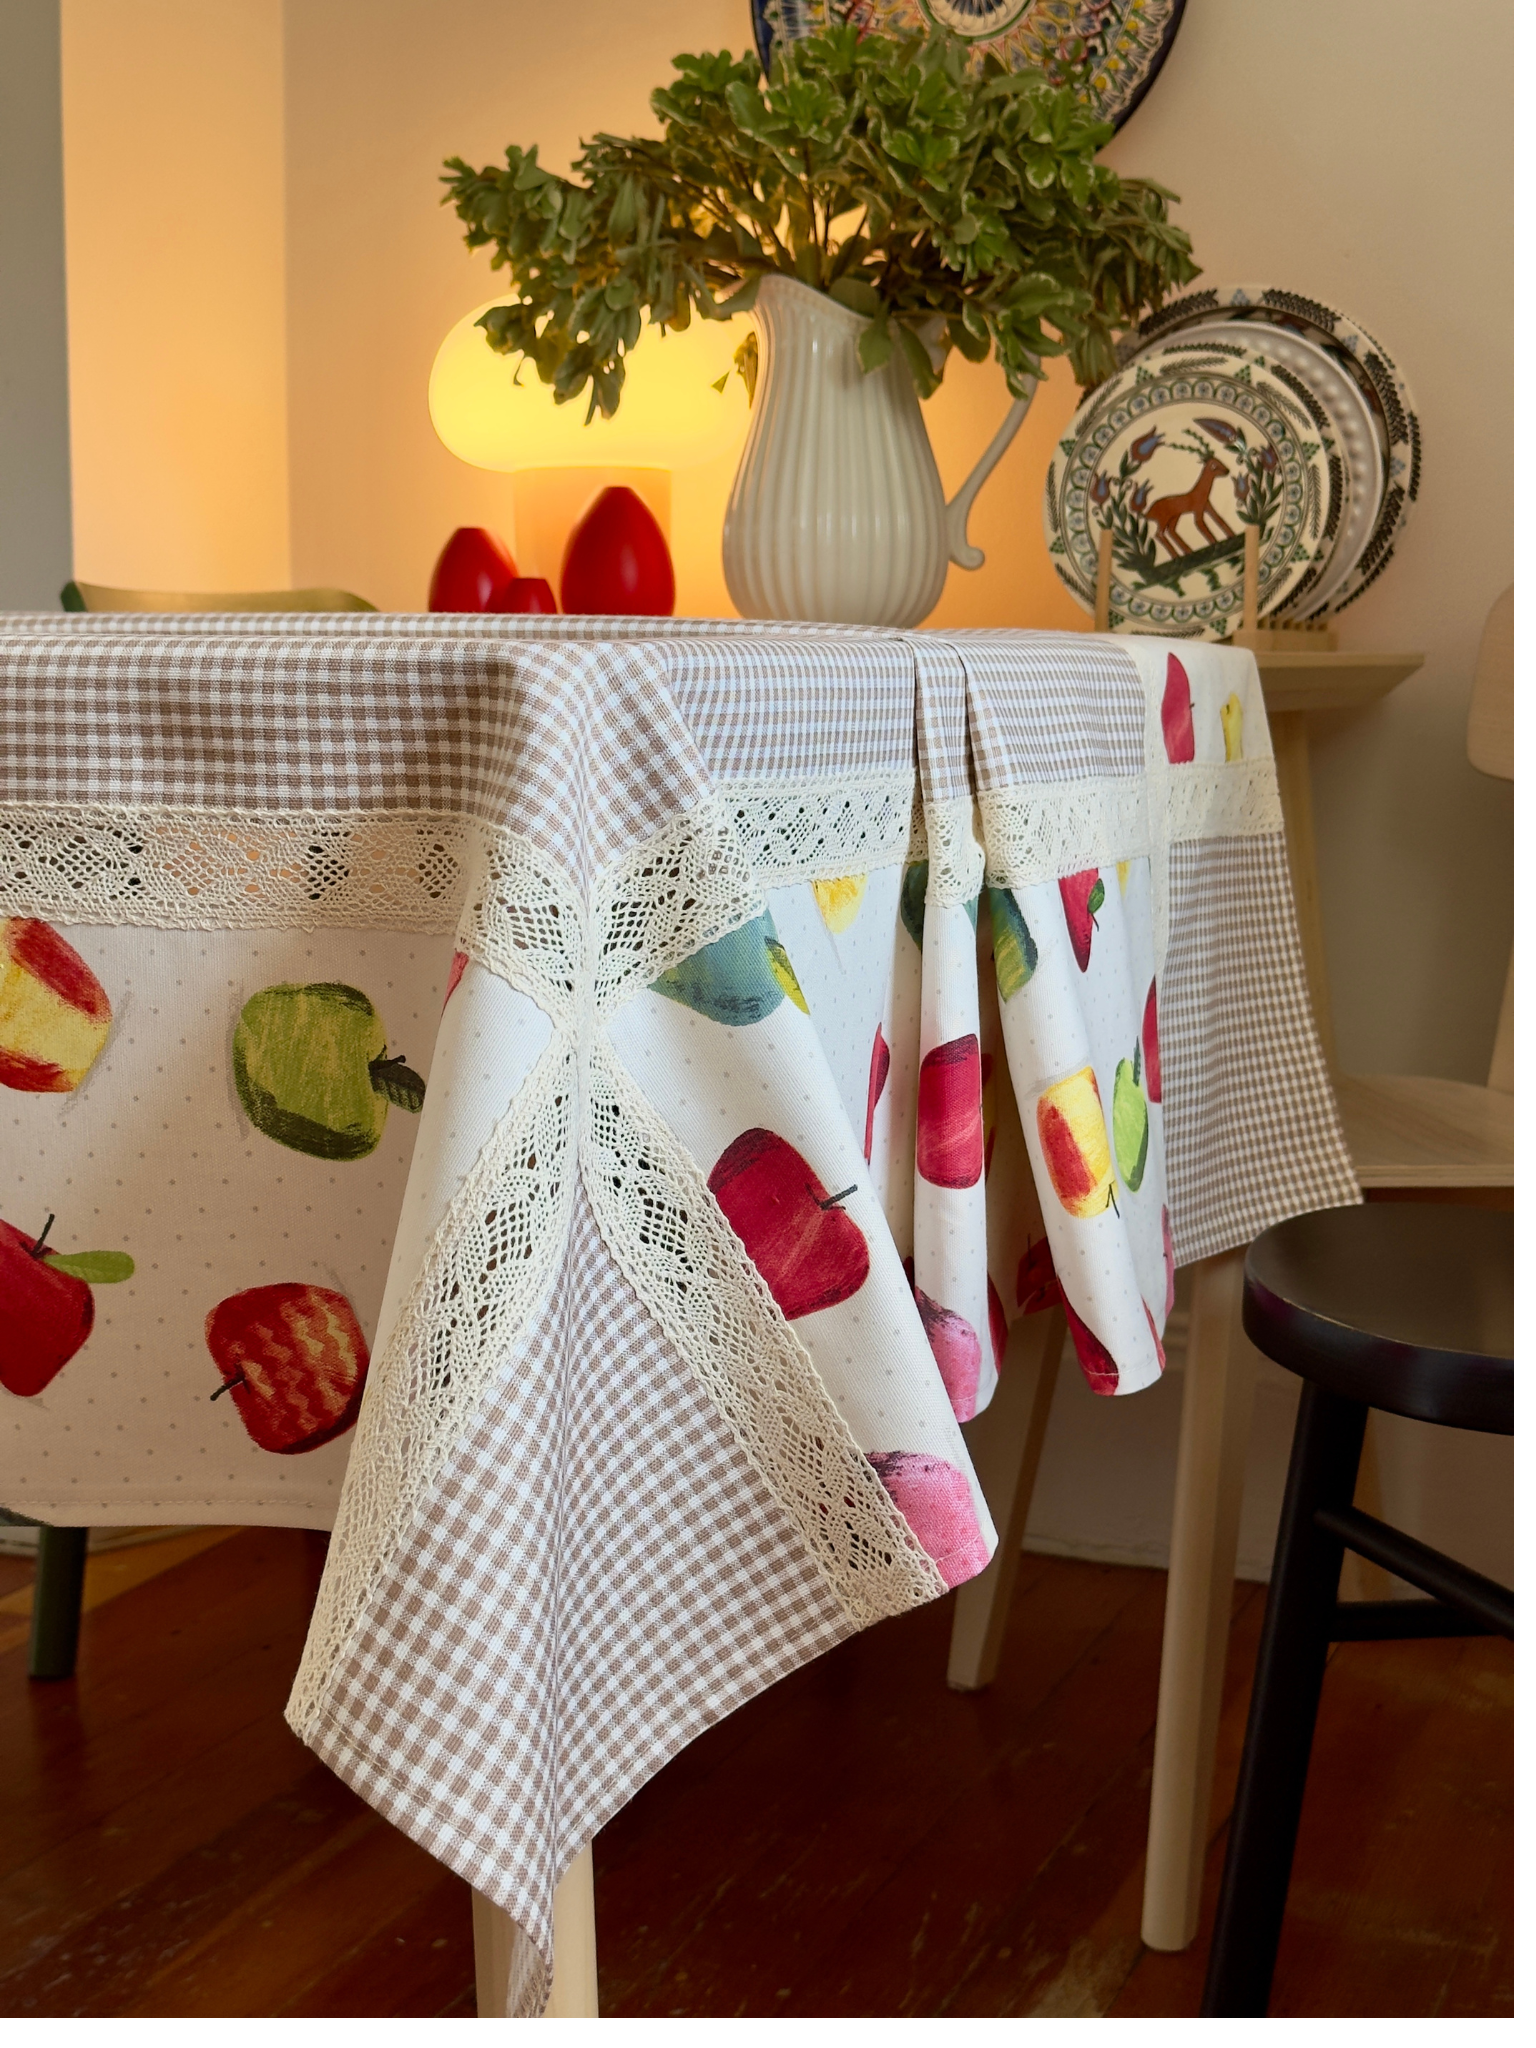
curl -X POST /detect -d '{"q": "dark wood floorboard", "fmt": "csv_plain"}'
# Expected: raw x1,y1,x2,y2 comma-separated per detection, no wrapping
0,1527,1510,2016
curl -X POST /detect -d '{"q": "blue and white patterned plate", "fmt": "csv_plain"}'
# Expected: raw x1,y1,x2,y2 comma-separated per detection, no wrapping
751,0,1186,131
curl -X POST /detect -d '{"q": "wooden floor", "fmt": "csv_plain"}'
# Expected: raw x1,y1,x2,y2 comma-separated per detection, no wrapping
0,1527,1511,2017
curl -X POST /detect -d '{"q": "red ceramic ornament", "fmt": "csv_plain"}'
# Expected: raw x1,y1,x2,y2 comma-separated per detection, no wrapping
489,576,558,614
428,527,517,612
559,486,675,616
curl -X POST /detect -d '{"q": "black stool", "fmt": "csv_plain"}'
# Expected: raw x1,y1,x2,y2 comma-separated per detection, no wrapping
1203,1202,1514,2016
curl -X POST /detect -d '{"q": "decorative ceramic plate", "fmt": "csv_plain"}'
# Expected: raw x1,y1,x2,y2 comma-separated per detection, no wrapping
1044,339,1344,639
750,0,1186,131
1126,285,1420,612
1147,322,1383,615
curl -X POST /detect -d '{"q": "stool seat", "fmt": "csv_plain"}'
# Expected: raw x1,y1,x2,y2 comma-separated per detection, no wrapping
1244,1203,1513,1434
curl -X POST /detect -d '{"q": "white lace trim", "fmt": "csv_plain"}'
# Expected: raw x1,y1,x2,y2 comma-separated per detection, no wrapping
919,794,987,905
0,800,476,931
288,794,941,1736
0,779,915,931
723,771,914,890
1167,761,1284,842
980,760,1284,965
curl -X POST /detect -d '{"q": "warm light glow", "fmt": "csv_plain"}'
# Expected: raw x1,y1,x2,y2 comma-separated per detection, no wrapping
429,299,753,471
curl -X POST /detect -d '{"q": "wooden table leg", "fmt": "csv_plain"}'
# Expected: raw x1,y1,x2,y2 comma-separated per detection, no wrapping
1141,1249,1256,1951
947,1307,1064,1692
473,1843,599,2017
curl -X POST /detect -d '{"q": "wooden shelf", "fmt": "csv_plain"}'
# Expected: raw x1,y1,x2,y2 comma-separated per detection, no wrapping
1254,650,1423,714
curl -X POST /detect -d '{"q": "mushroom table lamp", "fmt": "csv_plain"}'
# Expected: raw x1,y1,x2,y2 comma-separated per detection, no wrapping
428,299,752,604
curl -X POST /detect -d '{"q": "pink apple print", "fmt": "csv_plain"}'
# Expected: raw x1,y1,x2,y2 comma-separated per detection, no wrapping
1059,869,1105,973
443,949,469,1010
916,1034,984,1188
1061,1289,1119,1396
1162,1204,1176,1318
1162,654,1196,763
1016,1235,1062,1315
867,1451,990,1589
708,1128,870,1320
913,1283,981,1423
864,1023,891,1164
1143,979,1161,1102
988,1277,1008,1375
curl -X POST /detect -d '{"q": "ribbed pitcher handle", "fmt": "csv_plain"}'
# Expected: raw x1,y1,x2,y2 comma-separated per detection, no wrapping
944,383,1038,571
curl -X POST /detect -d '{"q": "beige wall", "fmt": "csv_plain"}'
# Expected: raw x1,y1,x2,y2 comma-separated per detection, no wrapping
61,0,291,591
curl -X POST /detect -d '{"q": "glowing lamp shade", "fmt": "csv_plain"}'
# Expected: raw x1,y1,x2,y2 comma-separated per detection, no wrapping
429,299,753,472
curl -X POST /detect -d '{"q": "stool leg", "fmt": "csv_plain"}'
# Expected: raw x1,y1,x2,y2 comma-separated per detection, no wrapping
1142,1249,1255,1949
28,1525,89,1681
1202,1383,1368,2015
947,1307,1064,1690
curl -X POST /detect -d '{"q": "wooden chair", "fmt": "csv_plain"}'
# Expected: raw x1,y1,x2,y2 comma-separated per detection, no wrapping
61,579,375,612
950,588,1514,1961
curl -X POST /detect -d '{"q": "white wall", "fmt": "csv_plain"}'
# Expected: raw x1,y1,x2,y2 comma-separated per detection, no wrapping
60,0,291,592
0,0,73,608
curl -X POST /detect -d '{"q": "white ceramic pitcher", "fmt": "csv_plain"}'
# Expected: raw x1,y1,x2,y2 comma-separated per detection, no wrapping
722,273,1035,628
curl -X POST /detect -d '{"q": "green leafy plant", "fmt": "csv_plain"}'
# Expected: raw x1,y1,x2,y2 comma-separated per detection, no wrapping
443,24,1197,421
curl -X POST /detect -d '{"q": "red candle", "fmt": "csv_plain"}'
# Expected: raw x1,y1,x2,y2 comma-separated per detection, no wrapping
560,487,674,616
428,527,516,611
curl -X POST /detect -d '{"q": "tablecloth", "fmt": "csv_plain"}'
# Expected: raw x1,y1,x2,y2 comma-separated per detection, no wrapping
0,615,1355,2011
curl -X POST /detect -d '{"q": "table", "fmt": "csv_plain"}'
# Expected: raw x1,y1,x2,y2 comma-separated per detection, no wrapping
0,615,1356,2013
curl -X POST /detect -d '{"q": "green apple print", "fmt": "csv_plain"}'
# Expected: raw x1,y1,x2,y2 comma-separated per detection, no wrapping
650,910,808,1026
900,862,927,949
233,982,426,1162
1112,1041,1150,1193
989,887,1038,1000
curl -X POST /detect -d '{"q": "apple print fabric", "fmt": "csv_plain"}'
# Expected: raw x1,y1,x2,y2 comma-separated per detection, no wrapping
1,617,1356,2014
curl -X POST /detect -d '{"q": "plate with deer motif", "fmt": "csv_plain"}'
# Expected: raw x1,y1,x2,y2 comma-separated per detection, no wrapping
1124,284,1420,613
751,1,1186,132
1044,339,1344,639
1145,323,1382,616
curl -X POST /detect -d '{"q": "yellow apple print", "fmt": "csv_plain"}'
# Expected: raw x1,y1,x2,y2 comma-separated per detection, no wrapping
813,875,867,933
1117,860,1134,895
1221,693,1244,762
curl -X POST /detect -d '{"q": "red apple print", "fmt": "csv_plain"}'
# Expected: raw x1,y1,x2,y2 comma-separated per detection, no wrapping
443,949,469,1010
867,1451,989,1589
708,1129,870,1321
1058,870,1106,973
913,1283,981,1423
0,917,112,1092
916,1034,984,1188
988,1277,1008,1375
1162,1204,1176,1318
1061,1289,1119,1397
0,1213,134,1397
1143,979,1161,1103
1016,1234,1062,1315
864,1023,891,1164
205,1282,370,1454
1162,653,1196,763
